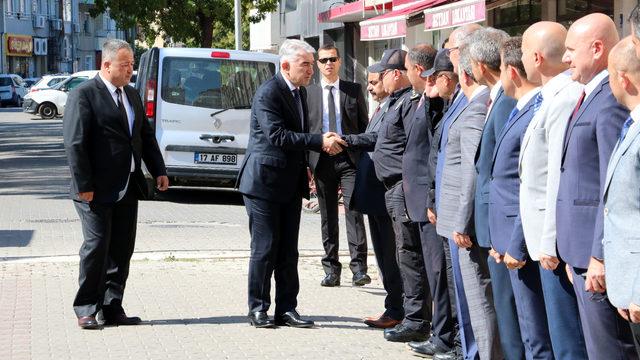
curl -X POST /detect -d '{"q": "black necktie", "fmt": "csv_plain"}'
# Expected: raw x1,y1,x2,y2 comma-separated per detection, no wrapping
115,88,130,135
326,85,337,133
292,88,304,131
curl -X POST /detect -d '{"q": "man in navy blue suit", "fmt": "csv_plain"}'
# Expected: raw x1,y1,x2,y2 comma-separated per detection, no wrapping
557,13,637,359
489,36,553,359
467,27,525,360
238,39,347,329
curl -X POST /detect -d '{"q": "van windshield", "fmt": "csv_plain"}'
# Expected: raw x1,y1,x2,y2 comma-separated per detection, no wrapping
160,57,276,109
0,78,12,86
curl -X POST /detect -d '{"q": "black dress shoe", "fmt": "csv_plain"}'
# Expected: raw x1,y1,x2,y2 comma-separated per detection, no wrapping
352,271,371,286
248,311,275,328
102,312,142,326
275,310,314,328
77,316,101,329
433,347,463,360
409,337,451,357
383,323,428,342
320,273,340,287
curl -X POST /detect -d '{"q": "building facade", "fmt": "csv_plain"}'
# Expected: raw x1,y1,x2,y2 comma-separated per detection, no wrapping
251,0,639,95
1,0,127,77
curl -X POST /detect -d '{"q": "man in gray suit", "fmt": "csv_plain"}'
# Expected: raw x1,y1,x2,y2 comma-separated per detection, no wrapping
605,37,640,356
519,22,588,359
432,45,502,360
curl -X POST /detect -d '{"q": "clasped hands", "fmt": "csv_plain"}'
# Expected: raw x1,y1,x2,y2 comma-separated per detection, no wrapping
322,132,347,155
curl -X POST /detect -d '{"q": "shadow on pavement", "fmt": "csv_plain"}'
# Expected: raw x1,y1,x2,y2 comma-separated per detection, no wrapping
153,188,244,206
0,230,34,247
142,315,374,330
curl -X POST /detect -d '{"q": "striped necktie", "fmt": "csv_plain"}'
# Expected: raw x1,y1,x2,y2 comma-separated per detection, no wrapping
533,92,544,113
619,116,634,141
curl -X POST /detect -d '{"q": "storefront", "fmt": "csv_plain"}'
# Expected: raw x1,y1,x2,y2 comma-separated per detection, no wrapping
5,34,33,77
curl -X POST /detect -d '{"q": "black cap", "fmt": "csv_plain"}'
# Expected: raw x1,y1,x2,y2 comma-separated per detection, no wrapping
421,48,453,77
367,49,407,73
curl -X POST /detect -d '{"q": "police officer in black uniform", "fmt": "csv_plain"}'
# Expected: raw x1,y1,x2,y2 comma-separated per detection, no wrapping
368,49,432,343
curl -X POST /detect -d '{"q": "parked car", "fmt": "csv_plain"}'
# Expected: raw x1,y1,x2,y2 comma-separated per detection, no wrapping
23,77,41,88
23,70,98,119
136,47,278,196
29,75,69,93
0,74,28,107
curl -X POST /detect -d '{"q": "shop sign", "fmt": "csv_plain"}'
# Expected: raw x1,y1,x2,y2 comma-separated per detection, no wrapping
361,20,407,40
6,34,33,57
424,0,485,31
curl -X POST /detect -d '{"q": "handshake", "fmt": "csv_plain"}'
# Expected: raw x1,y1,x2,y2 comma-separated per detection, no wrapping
322,132,348,155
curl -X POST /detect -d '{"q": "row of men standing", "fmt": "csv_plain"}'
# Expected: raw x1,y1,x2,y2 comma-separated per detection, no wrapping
340,13,640,360
237,10,640,360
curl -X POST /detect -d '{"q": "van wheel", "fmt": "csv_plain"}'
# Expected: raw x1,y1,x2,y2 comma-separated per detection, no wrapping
39,103,57,119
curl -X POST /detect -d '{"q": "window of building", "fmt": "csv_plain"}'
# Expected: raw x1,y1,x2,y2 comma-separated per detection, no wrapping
488,0,541,35
283,0,297,13
556,0,613,25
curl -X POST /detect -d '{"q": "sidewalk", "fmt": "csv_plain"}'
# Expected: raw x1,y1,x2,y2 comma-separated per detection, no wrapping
0,256,416,360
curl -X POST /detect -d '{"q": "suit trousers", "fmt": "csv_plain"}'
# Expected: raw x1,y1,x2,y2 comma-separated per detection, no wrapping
509,258,554,360
315,153,368,275
418,222,456,349
455,243,502,360
244,194,302,315
538,261,588,360
447,237,478,360
630,322,640,356
570,266,638,360
486,255,525,360
385,182,431,331
73,185,138,317
368,213,404,320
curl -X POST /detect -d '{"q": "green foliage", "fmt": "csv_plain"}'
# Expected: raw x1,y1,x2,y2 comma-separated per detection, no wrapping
91,0,278,49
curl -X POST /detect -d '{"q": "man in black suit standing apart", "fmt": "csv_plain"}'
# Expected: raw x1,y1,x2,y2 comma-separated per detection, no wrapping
306,44,370,287
238,39,346,328
63,39,169,329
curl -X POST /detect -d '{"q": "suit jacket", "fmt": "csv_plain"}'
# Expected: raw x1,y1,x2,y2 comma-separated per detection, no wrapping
63,75,166,203
474,87,516,248
347,99,391,216
437,87,489,238
519,73,583,260
603,117,640,309
237,73,323,203
402,96,444,223
489,93,537,259
306,81,368,170
556,76,628,269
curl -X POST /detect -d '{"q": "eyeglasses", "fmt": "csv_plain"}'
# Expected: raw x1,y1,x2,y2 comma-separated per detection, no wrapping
318,57,339,64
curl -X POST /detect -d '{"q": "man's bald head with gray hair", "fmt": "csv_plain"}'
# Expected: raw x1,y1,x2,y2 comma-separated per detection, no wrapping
466,27,509,72
279,39,316,63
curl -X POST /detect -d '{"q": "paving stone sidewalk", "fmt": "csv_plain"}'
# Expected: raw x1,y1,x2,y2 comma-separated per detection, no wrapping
0,257,418,360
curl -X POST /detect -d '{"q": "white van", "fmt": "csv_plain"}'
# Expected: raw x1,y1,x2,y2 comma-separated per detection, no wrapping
136,47,279,194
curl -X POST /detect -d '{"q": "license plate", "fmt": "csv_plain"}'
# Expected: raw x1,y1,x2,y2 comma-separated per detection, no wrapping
194,152,237,165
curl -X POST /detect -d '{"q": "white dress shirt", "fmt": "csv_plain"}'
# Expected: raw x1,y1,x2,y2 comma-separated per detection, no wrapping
320,78,342,134
584,69,609,99
515,87,541,111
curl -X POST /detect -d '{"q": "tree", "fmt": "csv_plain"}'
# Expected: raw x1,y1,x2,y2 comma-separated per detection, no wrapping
91,0,278,49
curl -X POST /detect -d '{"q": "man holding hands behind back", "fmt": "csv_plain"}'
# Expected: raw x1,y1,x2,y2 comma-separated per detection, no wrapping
64,39,169,329
237,39,346,329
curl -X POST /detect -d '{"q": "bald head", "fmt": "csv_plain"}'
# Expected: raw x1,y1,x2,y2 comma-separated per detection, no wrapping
610,37,640,75
608,37,640,109
521,21,568,84
563,13,620,84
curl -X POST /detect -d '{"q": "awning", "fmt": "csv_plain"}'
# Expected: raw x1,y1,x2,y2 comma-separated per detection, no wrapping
424,0,486,31
359,0,449,41
318,0,393,24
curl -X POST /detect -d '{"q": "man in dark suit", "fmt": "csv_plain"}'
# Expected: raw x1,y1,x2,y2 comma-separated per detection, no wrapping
557,13,636,359
63,39,169,329
490,36,553,359
342,70,403,329
467,27,524,360
237,39,346,329
307,44,370,287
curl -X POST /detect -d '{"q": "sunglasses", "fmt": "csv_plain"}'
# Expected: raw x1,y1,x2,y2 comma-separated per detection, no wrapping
318,57,339,64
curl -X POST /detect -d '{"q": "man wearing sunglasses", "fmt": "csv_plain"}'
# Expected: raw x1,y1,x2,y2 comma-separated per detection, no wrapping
306,44,370,288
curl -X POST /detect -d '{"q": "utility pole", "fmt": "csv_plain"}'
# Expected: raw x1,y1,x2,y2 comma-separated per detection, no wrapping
234,0,241,50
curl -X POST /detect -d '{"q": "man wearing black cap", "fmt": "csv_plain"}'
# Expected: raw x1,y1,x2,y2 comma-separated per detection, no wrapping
368,48,431,343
